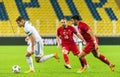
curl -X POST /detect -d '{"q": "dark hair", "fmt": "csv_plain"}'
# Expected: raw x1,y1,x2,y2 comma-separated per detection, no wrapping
71,15,80,20
61,18,67,20
16,16,24,22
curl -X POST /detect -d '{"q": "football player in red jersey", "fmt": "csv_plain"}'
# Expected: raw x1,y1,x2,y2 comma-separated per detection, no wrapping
71,15,115,72
56,18,88,73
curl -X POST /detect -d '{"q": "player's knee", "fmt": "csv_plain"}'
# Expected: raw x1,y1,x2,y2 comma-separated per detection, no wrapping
62,50,68,54
26,54,30,57
26,52,31,57
35,59,39,63
35,57,40,63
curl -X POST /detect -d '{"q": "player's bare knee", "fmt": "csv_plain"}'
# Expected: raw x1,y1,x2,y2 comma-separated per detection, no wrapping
35,59,39,63
77,51,86,58
62,50,68,54
25,54,29,57
25,53,31,57
35,57,40,63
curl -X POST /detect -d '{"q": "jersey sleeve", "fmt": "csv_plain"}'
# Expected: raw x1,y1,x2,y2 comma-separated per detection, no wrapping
82,22,90,32
24,26,32,36
71,26,78,35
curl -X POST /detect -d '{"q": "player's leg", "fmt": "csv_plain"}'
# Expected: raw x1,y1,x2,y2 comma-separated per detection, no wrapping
62,49,71,69
78,41,89,67
77,51,87,67
92,50,115,71
72,44,87,67
35,53,59,62
77,40,90,68
77,52,88,73
25,45,35,73
77,43,93,73
78,41,83,51
70,44,87,73
35,42,59,63
25,52,35,73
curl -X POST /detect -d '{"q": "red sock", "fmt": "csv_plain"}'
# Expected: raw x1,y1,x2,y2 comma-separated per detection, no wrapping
98,54,110,65
79,57,87,67
63,54,70,64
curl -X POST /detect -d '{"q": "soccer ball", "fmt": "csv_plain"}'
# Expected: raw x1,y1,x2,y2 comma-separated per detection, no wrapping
12,65,21,73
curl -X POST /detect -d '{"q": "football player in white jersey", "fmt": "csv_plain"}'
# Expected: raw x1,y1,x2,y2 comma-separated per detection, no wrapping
16,16,59,73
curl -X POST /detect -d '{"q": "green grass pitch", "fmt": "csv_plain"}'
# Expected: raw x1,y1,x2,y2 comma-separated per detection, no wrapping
0,45,119,77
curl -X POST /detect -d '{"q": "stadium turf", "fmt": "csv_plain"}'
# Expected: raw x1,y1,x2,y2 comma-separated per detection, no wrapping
0,46,119,77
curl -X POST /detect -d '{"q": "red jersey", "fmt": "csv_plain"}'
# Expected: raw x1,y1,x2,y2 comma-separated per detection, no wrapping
57,25,78,45
78,22,95,42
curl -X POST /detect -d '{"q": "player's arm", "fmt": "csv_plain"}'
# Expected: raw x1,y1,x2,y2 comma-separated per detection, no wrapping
76,33,86,44
87,29,96,43
25,36,29,42
72,26,86,43
29,34,35,54
56,29,61,48
56,34,61,48
25,25,35,54
87,29,98,50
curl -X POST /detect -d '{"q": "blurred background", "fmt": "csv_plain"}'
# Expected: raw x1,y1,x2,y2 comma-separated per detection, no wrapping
0,0,120,45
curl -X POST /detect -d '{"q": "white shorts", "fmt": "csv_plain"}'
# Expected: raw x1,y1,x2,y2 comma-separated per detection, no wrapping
27,41,44,57
74,37,82,45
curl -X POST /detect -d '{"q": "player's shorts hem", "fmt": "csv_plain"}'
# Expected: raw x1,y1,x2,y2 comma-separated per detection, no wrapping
83,51,90,54
73,52,80,55
34,52,44,57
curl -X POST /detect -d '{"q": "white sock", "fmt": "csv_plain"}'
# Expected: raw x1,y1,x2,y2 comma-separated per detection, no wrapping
79,42,83,51
26,57,34,70
39,54,54,62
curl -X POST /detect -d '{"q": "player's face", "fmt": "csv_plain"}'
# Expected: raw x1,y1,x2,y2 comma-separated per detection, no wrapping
71,19,77,25
16,20,25,27
61,19,67,28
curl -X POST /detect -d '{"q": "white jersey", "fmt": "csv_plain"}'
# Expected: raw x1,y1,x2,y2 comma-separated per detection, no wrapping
24,21,42,42
24,21,44,57
72,24,82,42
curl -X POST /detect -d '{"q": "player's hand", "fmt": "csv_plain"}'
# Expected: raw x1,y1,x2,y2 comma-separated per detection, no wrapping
83,40,86,45
83,42,86,45
57,43,61,48
25,37,29,42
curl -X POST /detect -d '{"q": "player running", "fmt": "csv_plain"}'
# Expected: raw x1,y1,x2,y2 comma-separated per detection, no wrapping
72,24,89,68
56,18,88,73
71,15,115,73
16,16,59,73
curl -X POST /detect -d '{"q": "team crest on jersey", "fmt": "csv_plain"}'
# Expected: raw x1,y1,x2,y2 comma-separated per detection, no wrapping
63,31,69,39
68,29,70,32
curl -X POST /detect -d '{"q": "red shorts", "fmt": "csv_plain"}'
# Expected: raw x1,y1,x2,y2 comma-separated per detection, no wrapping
62,43,80,55
83,39,99,54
